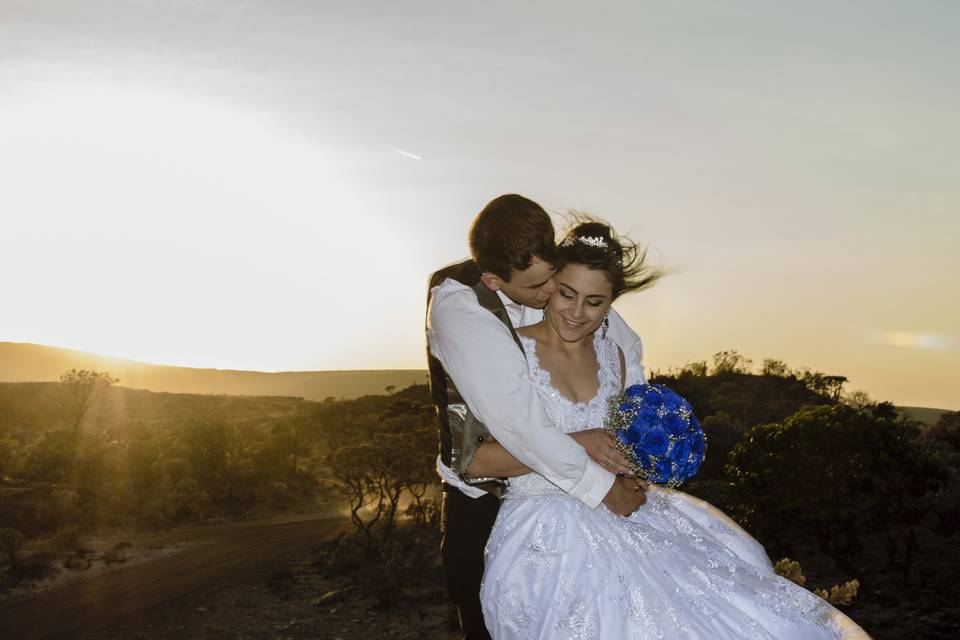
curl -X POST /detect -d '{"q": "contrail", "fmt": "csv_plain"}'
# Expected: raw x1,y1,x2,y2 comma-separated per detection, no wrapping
392,148,423,160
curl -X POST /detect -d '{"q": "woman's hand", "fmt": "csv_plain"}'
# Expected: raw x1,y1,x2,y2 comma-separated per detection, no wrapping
570,428,633,475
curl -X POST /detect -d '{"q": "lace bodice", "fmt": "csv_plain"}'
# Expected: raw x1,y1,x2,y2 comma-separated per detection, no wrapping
504,334,622,499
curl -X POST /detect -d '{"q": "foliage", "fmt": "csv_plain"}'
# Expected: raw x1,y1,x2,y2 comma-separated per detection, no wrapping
774,557,859,607
0,527,24,570
924,410,960,452
0,435,16,479
0,373,328,548
725,404,951,585
59,369,119,432
773,558,805,585
815,580,860,607
711,350,753,375
321,385,437,554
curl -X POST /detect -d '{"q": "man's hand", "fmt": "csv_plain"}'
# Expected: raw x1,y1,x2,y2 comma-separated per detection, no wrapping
570,428,632,475
602,475,647,516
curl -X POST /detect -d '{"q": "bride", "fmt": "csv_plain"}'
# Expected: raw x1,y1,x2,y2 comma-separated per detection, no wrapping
468,219,870,639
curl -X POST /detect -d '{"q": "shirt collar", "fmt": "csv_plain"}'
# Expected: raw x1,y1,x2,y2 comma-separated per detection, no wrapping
495,289,523,312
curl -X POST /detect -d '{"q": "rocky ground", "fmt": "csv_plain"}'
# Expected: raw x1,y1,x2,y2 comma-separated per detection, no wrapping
4,514,959,640
82,555,460,640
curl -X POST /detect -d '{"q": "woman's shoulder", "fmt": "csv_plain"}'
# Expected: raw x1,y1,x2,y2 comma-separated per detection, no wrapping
516,321,546,341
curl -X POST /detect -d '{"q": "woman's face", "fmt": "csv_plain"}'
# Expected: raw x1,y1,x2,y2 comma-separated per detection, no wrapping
545,263,613,342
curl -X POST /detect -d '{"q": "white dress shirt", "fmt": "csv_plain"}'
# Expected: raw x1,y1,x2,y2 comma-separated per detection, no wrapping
427,278,646,509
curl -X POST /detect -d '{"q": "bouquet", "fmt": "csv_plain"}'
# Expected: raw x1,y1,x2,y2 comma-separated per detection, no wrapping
605,383,705,487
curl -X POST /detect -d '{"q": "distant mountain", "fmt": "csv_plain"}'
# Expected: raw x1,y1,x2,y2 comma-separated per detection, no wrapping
0,342,427,401
896,405,952,427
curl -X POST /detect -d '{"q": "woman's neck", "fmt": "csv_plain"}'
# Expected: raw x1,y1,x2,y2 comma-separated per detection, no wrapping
523,319,594,354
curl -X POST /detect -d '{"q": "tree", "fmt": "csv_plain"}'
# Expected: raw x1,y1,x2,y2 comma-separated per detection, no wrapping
924,410,960,452
59,369,118,433
797,370,847,401
0,435,17,480
269,413,316,479
0,527,25,571
761,359,792,378
326,441,389,553
711,350,753,375
725,404,949,583
177,418,257,509
19,430,77,486
680,360,708,377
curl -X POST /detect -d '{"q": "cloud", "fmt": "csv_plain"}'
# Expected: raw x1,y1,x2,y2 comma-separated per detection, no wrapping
874,331,955,350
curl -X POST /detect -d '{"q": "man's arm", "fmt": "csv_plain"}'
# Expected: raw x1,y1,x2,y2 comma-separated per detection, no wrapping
428,281,615,508
466,429,633,480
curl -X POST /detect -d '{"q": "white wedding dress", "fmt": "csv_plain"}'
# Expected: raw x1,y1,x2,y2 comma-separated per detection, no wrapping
480,334,870,640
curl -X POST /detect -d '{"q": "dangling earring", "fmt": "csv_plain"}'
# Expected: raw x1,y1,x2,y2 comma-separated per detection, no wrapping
601,313,609,340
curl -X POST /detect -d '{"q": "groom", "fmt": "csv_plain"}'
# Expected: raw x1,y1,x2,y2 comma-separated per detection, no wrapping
426,194,647,639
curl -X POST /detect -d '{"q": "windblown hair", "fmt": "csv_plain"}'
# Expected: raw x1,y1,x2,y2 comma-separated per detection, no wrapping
469,194,558,281
557,215,662,300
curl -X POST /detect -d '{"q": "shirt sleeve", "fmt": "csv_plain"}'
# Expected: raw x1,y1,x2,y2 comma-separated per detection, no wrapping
607,308,646,385
427,281,615,508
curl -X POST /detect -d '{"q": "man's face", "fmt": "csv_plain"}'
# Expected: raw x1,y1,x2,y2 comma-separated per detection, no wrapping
492,257,557,309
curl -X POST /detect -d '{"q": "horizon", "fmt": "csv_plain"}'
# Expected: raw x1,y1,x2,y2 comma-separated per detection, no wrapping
1,339,956,412
2,2,957,410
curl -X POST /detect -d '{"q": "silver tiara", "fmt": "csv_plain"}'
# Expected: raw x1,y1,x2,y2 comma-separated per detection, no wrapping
560,235,608,248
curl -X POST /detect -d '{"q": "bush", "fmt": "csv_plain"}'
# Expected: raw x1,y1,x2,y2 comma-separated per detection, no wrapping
14,550,59,582
63,547,95,570
52,524,82,553
725,404,950,583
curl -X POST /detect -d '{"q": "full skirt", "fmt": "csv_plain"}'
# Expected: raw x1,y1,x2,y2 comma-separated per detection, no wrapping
480,486,870,640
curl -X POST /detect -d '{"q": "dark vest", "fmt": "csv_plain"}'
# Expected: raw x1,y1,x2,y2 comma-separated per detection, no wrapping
427,259,524,497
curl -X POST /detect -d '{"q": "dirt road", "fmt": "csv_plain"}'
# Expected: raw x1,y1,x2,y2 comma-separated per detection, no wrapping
0,515,347,640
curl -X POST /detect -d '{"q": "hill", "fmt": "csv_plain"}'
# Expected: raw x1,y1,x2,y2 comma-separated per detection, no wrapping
897,405,952,426
0,342,427,400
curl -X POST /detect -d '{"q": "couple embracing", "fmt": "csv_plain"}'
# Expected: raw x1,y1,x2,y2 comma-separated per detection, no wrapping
425,195,869,640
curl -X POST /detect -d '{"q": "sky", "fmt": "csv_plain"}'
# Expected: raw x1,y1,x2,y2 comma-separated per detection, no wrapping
1,1,957,409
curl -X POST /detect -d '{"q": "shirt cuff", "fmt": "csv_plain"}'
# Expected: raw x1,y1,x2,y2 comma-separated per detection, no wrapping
569,459,616,509
435,456,488,499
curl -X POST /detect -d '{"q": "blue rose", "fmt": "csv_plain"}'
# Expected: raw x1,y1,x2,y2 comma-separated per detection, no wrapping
689,431,705,456
662,413,687,437
634,403,660,425
634,451,653,473
642,387,663,406
670,438,691,465
639,426,669,457
629,414,651,435
649,458,674,483
625,384,645,399
677,461,697,482
616,428,641,447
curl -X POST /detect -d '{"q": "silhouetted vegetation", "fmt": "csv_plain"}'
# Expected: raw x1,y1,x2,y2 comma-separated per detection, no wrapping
0,372,437,592
1,359,957,638
652,352,960,638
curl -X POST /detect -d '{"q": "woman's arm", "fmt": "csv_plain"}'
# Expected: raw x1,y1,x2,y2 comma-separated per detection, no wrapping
464,440,531,479
466,428,633,479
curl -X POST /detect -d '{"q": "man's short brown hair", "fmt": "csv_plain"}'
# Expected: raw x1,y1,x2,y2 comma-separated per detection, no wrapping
468,194,557,282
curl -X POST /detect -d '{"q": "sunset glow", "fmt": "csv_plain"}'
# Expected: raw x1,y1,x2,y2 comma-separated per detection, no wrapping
1,2,957,409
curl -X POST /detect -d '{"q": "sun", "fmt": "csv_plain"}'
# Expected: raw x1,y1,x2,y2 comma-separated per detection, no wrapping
0,82,401,370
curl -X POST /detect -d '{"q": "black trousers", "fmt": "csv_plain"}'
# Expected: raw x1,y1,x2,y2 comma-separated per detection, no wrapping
441,487,501,640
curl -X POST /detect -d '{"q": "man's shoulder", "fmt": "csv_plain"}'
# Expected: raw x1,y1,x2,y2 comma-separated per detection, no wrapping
429,259,481,289
429,278,479,317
